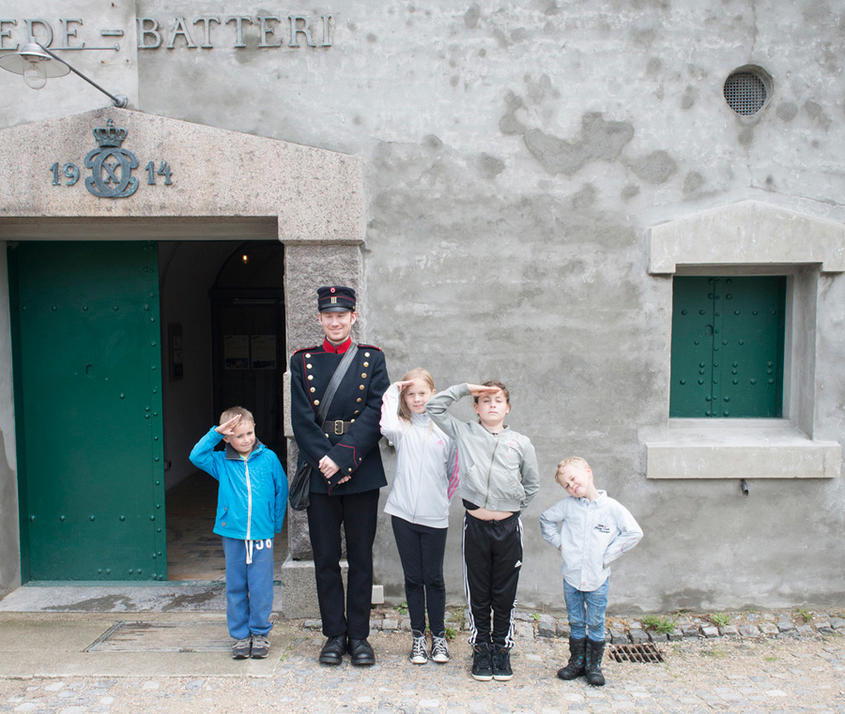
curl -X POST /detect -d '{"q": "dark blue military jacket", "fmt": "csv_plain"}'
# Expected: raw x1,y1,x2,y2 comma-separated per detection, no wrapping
290,338,389,495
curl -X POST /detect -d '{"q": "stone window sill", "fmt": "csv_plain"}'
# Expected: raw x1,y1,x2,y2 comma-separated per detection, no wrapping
640,419,841,479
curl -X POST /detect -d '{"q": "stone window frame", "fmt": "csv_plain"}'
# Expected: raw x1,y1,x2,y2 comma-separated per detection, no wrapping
641,200,843,479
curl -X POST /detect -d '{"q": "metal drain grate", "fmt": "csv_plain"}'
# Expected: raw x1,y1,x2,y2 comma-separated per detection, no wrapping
609,642,664,663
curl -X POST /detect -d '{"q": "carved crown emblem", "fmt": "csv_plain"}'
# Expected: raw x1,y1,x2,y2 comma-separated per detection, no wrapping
92,118,127,148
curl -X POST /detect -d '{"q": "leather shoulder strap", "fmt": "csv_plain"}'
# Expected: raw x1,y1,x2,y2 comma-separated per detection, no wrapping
317,343,359,421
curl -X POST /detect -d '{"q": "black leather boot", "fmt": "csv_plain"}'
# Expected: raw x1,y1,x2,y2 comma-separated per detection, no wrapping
556,637,586,680
584,638,606,686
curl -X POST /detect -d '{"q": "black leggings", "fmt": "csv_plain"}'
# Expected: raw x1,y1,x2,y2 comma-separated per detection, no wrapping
391,515,448,635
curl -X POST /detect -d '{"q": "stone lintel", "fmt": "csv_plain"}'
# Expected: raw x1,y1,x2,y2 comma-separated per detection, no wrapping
648,200,845,274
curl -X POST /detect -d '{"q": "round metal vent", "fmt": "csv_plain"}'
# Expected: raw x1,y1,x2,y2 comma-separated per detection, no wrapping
724,70,768,116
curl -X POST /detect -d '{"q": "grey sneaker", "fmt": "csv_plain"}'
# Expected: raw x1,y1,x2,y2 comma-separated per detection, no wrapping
251,634,270,659
409,631,428,664
232,637,251,659
430,634,450,663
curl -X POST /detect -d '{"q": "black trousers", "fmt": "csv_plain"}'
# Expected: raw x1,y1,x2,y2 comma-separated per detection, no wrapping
391,515,448,636
462,511,523,648
307,489,380,639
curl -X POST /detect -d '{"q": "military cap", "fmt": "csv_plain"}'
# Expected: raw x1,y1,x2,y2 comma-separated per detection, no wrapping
318,285,356,312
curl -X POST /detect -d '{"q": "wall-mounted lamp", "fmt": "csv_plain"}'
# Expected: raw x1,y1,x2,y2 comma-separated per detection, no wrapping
0,41,127,107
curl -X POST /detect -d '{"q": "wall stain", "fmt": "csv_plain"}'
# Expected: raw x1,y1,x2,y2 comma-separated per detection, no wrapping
464,4,481,29
477,153,505,179
803,100,832,130
520,112,634,176
621,184,640,201
776,102,798,122
499,92,526,135
683,171,705,196
626,149,677,184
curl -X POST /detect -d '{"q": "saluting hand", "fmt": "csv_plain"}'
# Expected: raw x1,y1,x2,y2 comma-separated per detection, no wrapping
467,384,502,397
215,414,241,437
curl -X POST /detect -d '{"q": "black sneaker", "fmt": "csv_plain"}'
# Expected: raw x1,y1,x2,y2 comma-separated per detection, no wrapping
471,643,493,681
492,646,513,681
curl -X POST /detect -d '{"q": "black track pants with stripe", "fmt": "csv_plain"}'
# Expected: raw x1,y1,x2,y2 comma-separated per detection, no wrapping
462,511,523,648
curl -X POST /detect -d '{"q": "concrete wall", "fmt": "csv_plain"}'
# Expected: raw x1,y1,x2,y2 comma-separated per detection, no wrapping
1,0,844,610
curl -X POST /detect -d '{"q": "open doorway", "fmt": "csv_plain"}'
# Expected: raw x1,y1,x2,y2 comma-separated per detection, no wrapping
159,241,287,581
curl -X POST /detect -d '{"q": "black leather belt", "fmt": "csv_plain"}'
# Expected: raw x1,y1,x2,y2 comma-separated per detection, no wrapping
323,419,354,436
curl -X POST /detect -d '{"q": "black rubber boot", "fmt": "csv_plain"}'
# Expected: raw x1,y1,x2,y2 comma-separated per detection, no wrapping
556,637,586,680
584,638,606,686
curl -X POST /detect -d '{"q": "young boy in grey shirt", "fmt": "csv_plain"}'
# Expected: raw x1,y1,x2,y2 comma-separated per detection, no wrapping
540,456,642,686
427,381,540,682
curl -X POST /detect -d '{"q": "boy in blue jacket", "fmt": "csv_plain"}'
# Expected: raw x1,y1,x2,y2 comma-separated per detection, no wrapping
189,406,288,659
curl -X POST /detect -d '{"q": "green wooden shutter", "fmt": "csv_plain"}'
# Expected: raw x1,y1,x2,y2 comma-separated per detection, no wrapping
670,276,785,418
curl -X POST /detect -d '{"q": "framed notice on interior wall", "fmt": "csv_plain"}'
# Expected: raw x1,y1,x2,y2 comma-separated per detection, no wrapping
223,334,250,369
250,335,277,369
168,322,183,380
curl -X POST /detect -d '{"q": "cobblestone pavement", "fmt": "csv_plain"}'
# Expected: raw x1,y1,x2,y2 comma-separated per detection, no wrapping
0,609,843,713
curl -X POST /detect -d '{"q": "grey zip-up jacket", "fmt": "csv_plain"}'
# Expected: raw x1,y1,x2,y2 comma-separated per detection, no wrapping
426,383,540,512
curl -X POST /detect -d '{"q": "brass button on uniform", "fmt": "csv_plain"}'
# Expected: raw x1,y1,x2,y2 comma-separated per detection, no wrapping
307,363,313,369
364,352,370,357
353,409,360,415
358,384,365,390
308,375,314,381
363,361,369,367
356,397,362,403
310,387,316,393
361,372,367,378
305,353,311,358
314,399,320,406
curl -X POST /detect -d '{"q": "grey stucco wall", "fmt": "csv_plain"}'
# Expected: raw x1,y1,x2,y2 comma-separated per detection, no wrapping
1,0,844,609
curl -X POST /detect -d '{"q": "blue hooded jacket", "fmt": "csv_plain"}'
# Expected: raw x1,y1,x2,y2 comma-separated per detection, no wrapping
189,427,287,540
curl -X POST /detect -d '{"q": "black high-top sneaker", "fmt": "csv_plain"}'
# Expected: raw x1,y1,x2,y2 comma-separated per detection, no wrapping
492,645,513,681
471,642,493,681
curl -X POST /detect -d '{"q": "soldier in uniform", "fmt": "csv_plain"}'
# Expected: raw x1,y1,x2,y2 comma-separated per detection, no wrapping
290,286,389,666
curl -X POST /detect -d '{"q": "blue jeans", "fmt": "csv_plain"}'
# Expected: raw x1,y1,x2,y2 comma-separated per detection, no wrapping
222,536,275,640
563,578,609,642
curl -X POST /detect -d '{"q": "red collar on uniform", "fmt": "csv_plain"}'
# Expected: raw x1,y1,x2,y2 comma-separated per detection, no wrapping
323,337,352,354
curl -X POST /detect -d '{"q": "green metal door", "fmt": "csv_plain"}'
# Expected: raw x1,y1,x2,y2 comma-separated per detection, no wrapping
670,276,785,418
9,242,166,581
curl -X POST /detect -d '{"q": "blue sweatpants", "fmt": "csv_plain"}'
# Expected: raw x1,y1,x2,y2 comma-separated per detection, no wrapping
222,536,275,640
